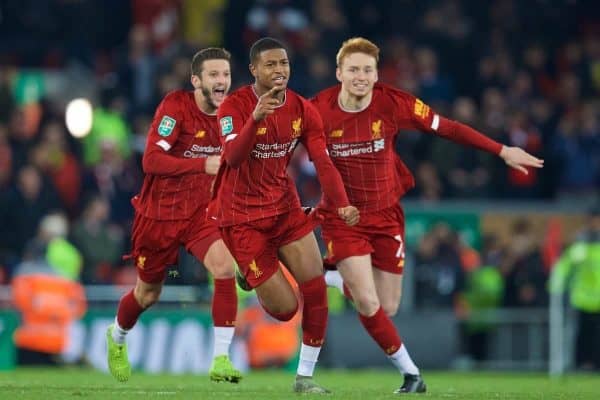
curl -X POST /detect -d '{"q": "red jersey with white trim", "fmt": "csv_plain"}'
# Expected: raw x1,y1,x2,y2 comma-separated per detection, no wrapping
135,90,221,220
311,83,429,212
215,85,333,226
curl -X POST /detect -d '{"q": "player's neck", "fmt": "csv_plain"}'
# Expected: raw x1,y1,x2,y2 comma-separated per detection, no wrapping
338,90,372,112
253,83,285,103
194,90,217,115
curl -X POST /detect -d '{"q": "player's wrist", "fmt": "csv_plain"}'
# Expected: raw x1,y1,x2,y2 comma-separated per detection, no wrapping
499,145,508,158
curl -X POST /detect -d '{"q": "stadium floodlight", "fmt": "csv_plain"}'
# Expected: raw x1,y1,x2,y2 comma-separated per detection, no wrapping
65,98,93,138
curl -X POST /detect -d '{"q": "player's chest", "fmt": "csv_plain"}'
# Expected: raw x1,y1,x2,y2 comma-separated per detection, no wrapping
175,118,221,155
323,111,396,145
254,111,304,144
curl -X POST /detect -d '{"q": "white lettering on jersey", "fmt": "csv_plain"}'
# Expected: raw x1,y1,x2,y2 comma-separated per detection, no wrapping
328,139,386,158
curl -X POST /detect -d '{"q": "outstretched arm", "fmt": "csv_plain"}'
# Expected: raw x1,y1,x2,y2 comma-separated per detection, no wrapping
402,95,544,174
435,117,544,174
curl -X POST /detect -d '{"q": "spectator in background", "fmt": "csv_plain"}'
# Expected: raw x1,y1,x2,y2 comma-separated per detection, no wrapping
30,120,82,216
502,111,543,198
379,37,417,92
243,0,310,51
82,93,131,167
430,97,495,198
0,165,61,264
0,123,13,190
415,223,465,309
552,112,598,197
131,0,180,55
12,213,85,364
549,205,600,371
414,47,454,106
0,124,13,275
0,66,15,123
459,234,505,364
17,212,82,281
501,219,547,308
70,196,124,284
412,162,444,202
309,0,349,59
117,25,159,116
82,138,141,225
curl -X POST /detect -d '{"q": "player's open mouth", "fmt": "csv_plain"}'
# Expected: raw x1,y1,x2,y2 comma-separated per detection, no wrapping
353,83,368,90
273,76,286,84
213,88,226,101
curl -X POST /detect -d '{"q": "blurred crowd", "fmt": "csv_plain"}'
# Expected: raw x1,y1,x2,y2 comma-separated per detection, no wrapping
0,0,598,291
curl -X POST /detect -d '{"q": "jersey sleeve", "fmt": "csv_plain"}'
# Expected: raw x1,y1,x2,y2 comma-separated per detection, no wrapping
142,92,207,176
147,93,184,152
217,96,247,144
217,95,259,168
301,101,350,208
392,90,503,155
391,90,437,133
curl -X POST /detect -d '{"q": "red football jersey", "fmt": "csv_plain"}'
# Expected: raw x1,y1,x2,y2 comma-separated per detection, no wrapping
311,83,445,212
135,90,221,220
215,85,340,226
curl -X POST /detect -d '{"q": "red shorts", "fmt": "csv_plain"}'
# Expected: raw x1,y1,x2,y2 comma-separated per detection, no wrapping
320,204,406,274
130,206,221,283
220,208,317,289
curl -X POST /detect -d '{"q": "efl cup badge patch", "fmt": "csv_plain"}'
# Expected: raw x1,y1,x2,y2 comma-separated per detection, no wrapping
220,116,233,136
158,116,176,137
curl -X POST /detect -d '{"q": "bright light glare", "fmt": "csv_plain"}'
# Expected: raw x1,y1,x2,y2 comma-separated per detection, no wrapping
65,98,93,138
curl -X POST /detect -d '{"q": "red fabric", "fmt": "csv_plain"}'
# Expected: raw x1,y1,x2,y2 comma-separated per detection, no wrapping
143,144,206,176
222,117,259,168
358,306,402,355
117,289,145,330
212,278,238,327
298,275,328,346
136,90,221,220
48,153,81,212
130,205,220,283
311,83,500,212
215,85,349,227
220,208,317,288
436,117,503,155
320,204,406,274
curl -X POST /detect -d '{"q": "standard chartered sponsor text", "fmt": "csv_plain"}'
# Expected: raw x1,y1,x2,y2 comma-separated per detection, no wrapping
251,140,298,159
329,140,385,157
183,144,221,158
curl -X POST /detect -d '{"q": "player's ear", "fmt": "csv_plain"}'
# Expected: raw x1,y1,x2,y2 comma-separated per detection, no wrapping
335,67,342,83
374,69,379,83
249,63,257,79
191,74,201,89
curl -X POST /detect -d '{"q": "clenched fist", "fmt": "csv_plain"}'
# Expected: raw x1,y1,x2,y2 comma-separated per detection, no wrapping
338,205,360,226
205,155,221,175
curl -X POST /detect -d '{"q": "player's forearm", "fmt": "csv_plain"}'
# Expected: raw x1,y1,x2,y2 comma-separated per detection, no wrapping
312,154,350,207
436,117,503,155
223,118,259,168
142,148,206,176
